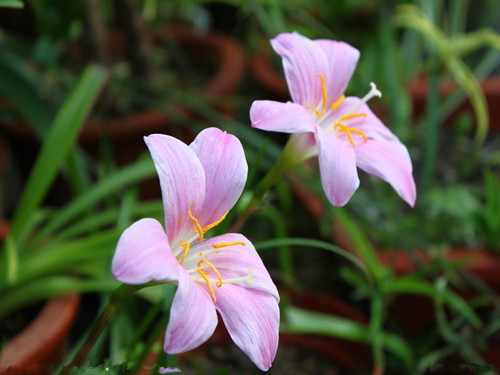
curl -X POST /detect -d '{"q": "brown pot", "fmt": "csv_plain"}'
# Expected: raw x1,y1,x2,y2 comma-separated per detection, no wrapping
0,221,81,375
3,24,246,202
407,75,500,133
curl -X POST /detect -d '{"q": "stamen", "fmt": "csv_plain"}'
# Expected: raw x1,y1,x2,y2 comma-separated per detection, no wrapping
178,240,190,264
350,82,382,113
334,122,368,146
198,259,223,287
212,241,246,249
202,211,229,233
188,211,204,241
306,74,328,118
337,113,367,122
197,269,216,302
188,211,229,241
331,94,345,110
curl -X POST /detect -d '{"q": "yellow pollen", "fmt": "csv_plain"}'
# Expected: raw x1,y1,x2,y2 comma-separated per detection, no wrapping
334,122,368,146
331,94,345,110
188,211,204,241
306,74,328,117
178,240,190,264
337,113,367,122
198,259,223,287
202,211,229,233
197,269,216,302
188,211,229,241
212,241,247,249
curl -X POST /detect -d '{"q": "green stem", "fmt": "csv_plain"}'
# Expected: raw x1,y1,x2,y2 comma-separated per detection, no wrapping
419,68,440,201
67,282,161,369
230,135,312,232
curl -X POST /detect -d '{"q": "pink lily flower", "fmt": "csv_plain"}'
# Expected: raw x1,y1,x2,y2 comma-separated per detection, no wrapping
250,32,416,207
112,128,279,371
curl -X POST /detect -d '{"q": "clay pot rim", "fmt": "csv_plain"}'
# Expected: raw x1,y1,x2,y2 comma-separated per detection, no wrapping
4,24,246,143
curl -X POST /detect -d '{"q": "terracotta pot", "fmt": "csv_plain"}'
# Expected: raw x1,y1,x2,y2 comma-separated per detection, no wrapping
250,51,290,102
407,75,500,133
0,221,81,375
3,24,246,202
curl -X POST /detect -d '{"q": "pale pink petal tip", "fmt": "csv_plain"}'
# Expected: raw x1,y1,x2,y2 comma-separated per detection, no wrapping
158,367,181,374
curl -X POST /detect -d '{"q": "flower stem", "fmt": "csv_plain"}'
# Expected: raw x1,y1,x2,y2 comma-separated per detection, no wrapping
66,282,160,370
231,135,312,232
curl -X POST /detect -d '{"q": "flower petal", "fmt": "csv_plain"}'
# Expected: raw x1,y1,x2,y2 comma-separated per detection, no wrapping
271,32,330,107
315,126,360,206
112,218,179,284
250,100,316,133
355,140,417,206
215,285,280,371
188,233,279,300
164,268,218,354
189,128,248,225
315,39,360,104
144,134,206,245
332,97,398,142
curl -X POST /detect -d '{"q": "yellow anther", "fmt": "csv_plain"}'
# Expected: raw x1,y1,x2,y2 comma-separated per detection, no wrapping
331,94,345,110
188,211,204,241
212,241,246,249
334,122,368,147
178,240,190,264
337,112,367,122
188,211,229,241
202,211,229,233
197,269,216,302
306,74,328,118
198,259,224,287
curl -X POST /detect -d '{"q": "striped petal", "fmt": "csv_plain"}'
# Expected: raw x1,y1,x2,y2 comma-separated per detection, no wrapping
189,128,248,225
250,100,316,133
164,269,218,354
215,286,280,371
315,126,360,206
112,218,179,284
144,134,206,245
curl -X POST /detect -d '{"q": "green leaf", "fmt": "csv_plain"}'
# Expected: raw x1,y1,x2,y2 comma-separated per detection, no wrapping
7,65,107,247
255,237,369,280
0,48,55,136
33,155,156,242
285,306,414,369
0,0,23,8
0,276,118,321
384,276,481,328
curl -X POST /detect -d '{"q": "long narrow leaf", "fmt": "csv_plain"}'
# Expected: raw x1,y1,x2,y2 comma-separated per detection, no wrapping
8,65,107,246
285,306,414,369
33,155,156,242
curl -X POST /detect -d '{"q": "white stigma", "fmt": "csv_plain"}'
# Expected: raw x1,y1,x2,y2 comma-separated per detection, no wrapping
349,82,382,114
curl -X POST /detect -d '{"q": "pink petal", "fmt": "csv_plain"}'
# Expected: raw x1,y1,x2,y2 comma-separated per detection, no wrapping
315,40,360,105
190,233,279,300
144,134,206,245
271,32,330,107
332,97,398,142
250,100,316,133
164,269,218,354
355,140,417,206
189,128,248,225
215,285,280,371
315,126,360,206
112,218,179,284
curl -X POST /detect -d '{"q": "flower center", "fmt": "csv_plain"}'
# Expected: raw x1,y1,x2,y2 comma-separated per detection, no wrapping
176,210,251,302
306,74,382,147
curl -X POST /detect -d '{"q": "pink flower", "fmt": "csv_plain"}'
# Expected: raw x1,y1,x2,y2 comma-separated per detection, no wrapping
250,32,416,207
112,128,279,371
